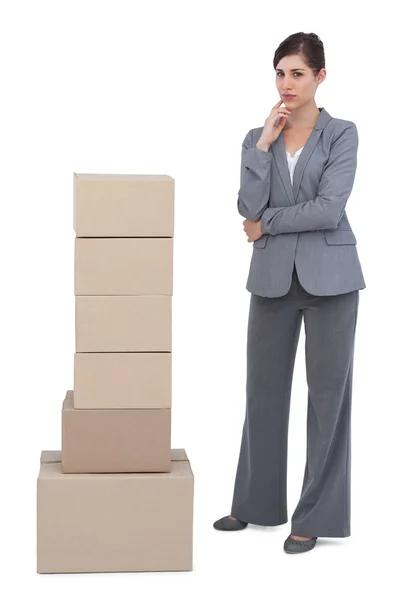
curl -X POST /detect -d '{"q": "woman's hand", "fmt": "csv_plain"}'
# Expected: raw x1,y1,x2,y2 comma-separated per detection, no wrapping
242,99,290,240
256,99,291,149
243,218,263,242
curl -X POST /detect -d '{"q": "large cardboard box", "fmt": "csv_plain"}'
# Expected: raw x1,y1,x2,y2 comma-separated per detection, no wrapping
62,391,171,473
37,449,194,573
74,237,174,296
75,295,172,352
74,352,172,409
73,173,174,237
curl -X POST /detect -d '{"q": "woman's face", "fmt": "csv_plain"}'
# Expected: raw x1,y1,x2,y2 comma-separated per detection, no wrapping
275,54,325,107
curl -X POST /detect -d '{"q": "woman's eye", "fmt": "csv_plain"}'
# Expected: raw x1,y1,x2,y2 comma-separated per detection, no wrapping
276,72,302,76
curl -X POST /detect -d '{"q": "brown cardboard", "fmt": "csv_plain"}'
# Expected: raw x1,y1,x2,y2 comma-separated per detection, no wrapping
75,295,172,352
37,448,194,573
74,352,172,409
74,237,173,296
73,173,174,237
62,390,171,473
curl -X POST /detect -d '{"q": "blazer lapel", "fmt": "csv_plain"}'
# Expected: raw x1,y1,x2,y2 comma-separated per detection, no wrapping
270,107,332,206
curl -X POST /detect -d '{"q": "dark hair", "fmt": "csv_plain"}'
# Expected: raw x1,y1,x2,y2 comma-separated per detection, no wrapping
273,32,325,77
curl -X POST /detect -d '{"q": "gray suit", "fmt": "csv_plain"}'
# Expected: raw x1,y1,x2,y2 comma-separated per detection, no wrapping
230,108,365,538
238,107,366,297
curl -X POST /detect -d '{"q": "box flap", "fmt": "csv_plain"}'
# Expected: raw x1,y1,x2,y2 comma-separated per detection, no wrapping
40,450,62,464
63,390,74,410
171,449,188,461
40,449,188,465
74,173,174,182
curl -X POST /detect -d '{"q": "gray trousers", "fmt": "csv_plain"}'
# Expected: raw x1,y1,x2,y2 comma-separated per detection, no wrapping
230,263,360,537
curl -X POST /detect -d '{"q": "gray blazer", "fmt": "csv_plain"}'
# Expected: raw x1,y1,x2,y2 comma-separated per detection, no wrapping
238,107,366,297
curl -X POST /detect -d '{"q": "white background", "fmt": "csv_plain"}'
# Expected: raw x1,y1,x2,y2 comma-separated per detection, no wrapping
1,0,398,598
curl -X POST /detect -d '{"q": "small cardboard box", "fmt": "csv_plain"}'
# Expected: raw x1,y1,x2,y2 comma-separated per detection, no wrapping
62,390,171,473
74,237,173,296
74,352,172,409
73,173,174,237
37,449,194,573
75,295,172,352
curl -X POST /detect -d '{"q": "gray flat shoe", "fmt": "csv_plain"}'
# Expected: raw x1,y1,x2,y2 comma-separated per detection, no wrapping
213,515,248,531
283,535,317,553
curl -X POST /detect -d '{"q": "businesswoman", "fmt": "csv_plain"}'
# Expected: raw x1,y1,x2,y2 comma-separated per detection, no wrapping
213,32,366,554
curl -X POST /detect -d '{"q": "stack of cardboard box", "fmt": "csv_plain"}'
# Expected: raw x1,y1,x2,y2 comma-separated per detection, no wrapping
37,174,194,574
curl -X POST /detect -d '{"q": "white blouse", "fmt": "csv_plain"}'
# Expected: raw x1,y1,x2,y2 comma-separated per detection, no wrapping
286,146,304,184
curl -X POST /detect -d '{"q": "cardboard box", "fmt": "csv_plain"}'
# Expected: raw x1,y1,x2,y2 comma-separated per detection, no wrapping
74,352,172,409
73,173,174,237
74,237,173,296
37,449,194,573
62,390,171,473
75,295,172,352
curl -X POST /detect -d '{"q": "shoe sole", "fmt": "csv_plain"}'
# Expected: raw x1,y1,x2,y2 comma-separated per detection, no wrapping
283,537,317,553
284,548,315,553
213,516,248,531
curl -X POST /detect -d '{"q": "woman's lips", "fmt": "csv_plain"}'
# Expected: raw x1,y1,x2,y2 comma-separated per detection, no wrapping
283,95,296,99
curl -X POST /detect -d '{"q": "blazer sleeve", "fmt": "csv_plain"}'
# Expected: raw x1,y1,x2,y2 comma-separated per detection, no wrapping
237,129,273,221
259,123,359,235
